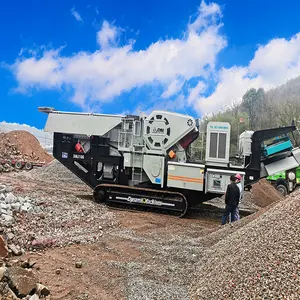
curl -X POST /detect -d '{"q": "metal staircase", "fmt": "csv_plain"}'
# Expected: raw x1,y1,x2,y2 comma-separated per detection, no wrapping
132,144,144,184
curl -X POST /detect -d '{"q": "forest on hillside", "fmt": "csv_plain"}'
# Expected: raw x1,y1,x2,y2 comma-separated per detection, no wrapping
191,76,300,159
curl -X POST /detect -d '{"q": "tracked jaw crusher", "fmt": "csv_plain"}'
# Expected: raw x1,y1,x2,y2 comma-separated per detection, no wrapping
39,107,300,217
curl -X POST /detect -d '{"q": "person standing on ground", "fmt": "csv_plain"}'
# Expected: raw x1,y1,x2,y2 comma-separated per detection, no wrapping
222,174,240,225
233,173,244,221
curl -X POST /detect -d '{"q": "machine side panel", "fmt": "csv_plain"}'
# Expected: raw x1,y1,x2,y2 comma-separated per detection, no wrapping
45,113,122,136
265,156,299,176
292,148,300,165
167,162,204,191
143,155,164,186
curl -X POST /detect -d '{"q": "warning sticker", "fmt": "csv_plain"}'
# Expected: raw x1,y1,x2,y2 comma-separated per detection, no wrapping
62,152,68,159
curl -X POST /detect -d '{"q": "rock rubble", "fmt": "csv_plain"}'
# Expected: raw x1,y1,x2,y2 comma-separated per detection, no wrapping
0,184,40,226
0,256,50,299
0,177,118,254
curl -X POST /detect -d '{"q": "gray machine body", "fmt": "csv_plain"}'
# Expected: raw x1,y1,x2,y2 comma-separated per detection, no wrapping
41,107,300,198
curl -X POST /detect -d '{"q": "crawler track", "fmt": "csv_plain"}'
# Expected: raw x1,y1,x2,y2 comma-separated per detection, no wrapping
93,183,188,218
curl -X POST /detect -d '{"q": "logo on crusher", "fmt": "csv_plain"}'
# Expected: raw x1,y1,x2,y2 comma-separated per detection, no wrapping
112,196,176,207
152,127,164,134
187,119,193,126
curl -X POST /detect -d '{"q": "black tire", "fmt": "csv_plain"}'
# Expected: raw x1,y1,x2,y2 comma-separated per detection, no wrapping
14,161,23,170
24,162,33,170
276,184,288,196
93,189,106,203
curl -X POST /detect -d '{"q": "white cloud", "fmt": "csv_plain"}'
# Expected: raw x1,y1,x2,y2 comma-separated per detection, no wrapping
193,67,260,113
187,81,206,105
97,20,119,49
188,0,222,33
192,33,300,115
10,1,227,109
14,49,62,91
249,34,300,85
70,7,83,23
161,79,184,98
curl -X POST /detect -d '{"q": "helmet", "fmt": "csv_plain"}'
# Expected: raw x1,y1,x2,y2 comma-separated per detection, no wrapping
235,174,242,181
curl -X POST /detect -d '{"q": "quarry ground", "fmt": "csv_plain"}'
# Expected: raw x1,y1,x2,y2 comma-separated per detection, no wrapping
1,170,225,300
1,162,298,300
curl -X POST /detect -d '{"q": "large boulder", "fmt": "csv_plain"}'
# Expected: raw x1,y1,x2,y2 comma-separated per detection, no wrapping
7,266,37,297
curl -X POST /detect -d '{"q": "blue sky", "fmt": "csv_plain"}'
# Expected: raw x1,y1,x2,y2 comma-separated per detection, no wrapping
1,0,300,130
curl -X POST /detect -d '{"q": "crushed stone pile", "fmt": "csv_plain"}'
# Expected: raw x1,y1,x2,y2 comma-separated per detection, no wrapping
27,159,83,184
0,131,53,172
189,189,300,299
0,180,117,253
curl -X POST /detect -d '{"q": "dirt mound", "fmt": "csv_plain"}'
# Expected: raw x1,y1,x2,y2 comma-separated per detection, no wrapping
249,178,284,207
0,130,53,164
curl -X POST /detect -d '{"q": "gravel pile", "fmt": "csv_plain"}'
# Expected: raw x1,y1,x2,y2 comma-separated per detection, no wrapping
23,159,83,184
109,221,215,299
105,188,299,299
14,194,118,251
189,190,300,299
250,178,284,207
0,178,118,255
6,186,118,252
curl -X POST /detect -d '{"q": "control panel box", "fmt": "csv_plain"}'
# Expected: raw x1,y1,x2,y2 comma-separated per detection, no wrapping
205,168,245,194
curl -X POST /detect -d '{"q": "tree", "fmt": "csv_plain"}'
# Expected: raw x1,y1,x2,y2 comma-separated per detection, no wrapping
241,88,265,130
